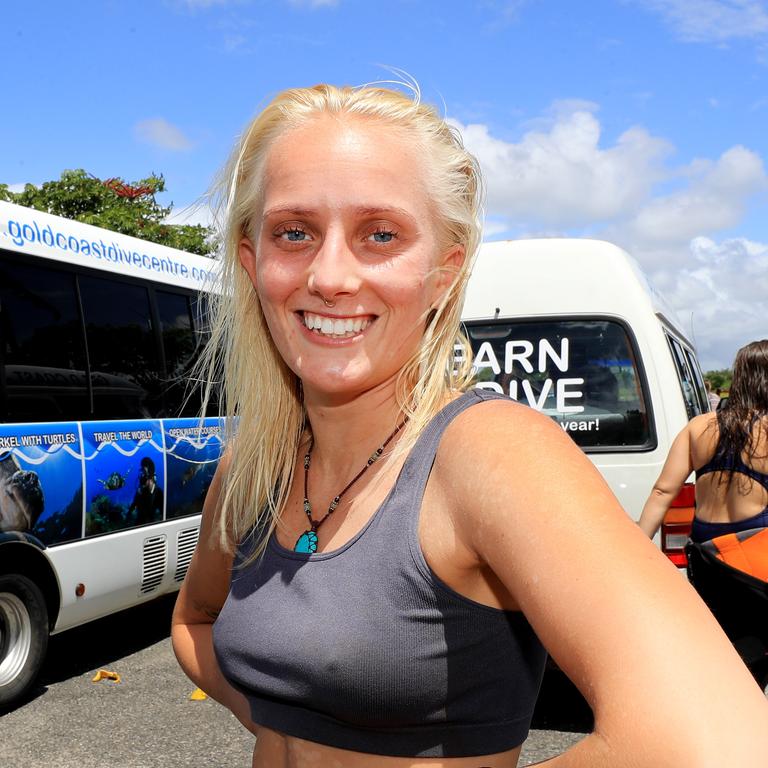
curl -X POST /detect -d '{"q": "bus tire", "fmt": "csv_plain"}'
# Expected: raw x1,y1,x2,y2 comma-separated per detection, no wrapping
0,574,49,708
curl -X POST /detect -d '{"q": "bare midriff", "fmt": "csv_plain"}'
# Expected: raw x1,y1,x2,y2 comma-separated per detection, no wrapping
251,728,523,768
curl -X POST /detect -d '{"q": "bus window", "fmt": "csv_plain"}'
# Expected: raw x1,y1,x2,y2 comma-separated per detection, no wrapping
0,257,89,422
464,319,653,451
79,275,163,419
190,292,220,415
156,290,199,417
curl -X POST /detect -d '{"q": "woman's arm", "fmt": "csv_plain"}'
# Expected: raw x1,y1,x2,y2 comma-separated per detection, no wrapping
171,455,257,735
637,422,694,538
442,400,768,767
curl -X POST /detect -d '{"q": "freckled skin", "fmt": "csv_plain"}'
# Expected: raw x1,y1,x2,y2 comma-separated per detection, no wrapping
239,115,447,406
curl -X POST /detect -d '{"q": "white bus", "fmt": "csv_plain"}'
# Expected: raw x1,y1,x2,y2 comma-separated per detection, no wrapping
0,200,222,708
462,238,707,564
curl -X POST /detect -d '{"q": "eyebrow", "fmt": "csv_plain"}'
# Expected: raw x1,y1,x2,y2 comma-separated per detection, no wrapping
262,204,417,221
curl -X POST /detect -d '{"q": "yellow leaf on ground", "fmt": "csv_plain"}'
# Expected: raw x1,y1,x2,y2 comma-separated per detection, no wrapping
189,688,208,701
91,669,121,683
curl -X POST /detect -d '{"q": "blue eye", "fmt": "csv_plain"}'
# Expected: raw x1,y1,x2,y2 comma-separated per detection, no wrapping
370,230,395,243
281,228,307,242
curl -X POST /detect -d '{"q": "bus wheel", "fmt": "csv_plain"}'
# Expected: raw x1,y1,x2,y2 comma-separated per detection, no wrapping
0,574,49,708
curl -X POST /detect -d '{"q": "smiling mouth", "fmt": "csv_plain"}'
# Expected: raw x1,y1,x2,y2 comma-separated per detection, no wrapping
301,311,374,339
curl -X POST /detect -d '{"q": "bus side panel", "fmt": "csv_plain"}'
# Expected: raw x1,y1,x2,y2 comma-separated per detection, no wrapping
0,417,222,630
47,516,202,633
0,418,221,546
0,421,84,545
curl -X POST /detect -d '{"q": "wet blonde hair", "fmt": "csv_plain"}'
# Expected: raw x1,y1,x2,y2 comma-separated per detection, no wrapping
199,83,483,555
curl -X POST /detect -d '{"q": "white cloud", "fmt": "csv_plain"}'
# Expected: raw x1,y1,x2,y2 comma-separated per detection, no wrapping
134,118,194,151
451,102,672,229
454,104,766,252
632,0,768,43
454,105,766,248
617,145,767,263
6,183,29,193
657,236,768,368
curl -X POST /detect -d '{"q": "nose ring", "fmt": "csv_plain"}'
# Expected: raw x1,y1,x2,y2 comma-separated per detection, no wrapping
322,296,335,308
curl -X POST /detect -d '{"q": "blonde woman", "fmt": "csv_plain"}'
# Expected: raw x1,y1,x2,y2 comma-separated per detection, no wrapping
172,85,768,767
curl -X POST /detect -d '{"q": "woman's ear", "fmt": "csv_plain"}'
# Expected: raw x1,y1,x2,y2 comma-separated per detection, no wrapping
431,244,465,309
239,237,258,288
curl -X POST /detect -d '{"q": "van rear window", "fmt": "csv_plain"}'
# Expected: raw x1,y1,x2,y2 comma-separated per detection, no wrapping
462,319,652,451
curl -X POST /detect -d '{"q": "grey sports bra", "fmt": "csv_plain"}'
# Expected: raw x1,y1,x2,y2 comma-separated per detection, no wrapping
212,389,547,758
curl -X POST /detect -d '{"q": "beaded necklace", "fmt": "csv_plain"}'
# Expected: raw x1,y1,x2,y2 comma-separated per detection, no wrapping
294,417,409,553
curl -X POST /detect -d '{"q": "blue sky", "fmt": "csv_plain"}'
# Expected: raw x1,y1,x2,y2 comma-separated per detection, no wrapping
3,0,767,369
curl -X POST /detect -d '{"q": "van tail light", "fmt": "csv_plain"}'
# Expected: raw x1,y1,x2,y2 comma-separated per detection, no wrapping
661,482,695,567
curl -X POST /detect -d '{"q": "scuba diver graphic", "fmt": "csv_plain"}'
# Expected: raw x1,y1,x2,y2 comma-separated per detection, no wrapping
128,456,163,525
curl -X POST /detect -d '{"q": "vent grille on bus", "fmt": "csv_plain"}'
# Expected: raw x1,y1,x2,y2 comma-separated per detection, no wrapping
140,535,168,595
175,527,200,582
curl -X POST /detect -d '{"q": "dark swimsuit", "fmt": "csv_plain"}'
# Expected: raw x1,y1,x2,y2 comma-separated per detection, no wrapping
691,452,768,543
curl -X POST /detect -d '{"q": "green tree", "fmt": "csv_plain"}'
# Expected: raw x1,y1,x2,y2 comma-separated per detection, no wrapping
0,169,215,256
704,369,732,392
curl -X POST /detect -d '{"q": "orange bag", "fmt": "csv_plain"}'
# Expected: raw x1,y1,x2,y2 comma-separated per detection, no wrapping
698,527,768,583
686,528,768,672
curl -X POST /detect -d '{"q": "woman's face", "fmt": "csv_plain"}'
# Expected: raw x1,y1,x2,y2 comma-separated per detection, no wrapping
240,115,457,402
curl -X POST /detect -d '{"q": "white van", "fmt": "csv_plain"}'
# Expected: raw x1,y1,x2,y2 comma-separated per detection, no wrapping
461,238,707,564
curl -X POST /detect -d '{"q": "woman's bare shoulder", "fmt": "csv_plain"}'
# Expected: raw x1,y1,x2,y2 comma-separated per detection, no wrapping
434,394,591,510
688,411,719,443
442,394,577,459
690,410,718,429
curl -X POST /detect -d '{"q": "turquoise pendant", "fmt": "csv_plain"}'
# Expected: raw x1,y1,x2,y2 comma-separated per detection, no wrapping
294,530,318,553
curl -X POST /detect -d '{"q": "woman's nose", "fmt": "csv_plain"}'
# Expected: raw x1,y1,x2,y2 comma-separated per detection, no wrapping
307,230,361,303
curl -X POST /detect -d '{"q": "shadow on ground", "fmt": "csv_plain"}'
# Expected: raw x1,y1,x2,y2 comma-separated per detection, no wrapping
2,593,177,714
42,593,178,683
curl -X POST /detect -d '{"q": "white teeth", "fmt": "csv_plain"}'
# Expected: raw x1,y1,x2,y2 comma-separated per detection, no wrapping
302,312,372,338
